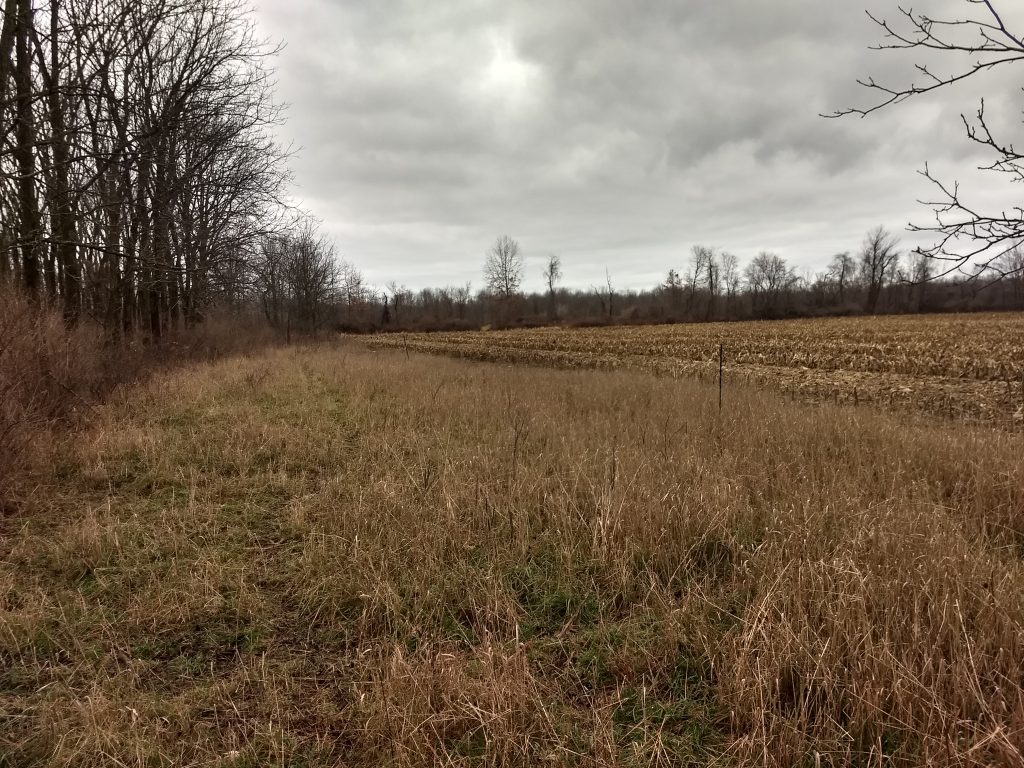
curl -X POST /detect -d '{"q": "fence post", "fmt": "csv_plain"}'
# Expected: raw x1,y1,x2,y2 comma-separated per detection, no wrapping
718,343,724,413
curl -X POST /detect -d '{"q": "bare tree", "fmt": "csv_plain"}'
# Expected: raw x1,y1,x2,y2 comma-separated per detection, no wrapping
338,260,367,323
542,253,561,320
604,267,615,321
859,226,901,314
745,252,796,317
685,245,720,320
720,252,740,314
454,282,472,319
12,0,41,296
834,1,1024,277
991,246,1024,304
386,281,408,325
909,251,933,312
687,246,706,315
0,0,291,337
255,221,337,337
826,252,856,305
661,268,684,314
0,0,17,108
483,235,523,300
704,248,720,320
256,235,289,330
283,225,336,336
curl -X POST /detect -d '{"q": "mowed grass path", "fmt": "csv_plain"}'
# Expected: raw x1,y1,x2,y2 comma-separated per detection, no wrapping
2,343,1023,766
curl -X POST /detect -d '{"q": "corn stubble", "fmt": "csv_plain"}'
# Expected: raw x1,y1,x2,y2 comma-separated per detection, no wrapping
365,312,1024,424
1,341,1022,766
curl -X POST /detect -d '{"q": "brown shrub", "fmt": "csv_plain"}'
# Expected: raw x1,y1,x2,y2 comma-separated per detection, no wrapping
0,286,280,492
0,289,110,487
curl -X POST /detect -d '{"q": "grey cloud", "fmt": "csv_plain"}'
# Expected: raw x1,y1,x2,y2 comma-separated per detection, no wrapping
252,0,1024,290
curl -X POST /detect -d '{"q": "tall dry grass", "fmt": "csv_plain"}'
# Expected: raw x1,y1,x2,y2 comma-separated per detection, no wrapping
0,284,281,492
0,288,110,488
1,341,1022,766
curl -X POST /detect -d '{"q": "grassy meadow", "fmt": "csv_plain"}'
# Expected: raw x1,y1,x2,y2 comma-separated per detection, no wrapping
2,341,1023,766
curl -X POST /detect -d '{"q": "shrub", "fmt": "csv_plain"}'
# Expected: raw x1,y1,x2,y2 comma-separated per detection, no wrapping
0,287,111,486
0,286,280,491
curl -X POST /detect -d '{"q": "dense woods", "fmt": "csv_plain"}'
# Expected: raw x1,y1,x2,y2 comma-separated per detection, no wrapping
0,0,301,338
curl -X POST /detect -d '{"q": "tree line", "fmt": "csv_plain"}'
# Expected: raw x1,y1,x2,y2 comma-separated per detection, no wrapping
342,228,1022,334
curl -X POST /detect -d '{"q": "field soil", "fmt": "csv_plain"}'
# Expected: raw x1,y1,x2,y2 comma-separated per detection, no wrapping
2,343,1023,766
364,313,1024,424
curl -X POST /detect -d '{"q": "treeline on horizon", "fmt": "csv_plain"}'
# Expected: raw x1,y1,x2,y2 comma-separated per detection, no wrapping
327,228,1024,335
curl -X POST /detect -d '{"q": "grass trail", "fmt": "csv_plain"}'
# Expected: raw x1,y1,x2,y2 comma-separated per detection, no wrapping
2,342,1023,766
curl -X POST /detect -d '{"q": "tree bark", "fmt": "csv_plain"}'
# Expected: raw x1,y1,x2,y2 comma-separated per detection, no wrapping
13,0,40,296
39,0,80,320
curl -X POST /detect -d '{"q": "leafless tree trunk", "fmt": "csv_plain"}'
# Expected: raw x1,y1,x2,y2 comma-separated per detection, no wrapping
720,252,739,315
543,253,561,320
12,0,40,297
0,0,18,106
1,0,293,335
704,248,719,321
827,252,854,305
859,226,900,314
604,267,614,321
484,235,522,324
484,235,523,299
35,0,80,320
745,252,796,318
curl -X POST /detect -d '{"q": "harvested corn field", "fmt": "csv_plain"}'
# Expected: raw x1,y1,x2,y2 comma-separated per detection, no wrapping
364,313,1024,423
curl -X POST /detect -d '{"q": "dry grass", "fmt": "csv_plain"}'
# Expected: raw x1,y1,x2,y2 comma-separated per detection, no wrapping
0,289,111,488
0,284,281,493
2,341,1023,766
364,313,1024,424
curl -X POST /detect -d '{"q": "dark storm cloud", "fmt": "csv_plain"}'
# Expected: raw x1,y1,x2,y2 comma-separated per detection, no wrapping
251,0,1024,289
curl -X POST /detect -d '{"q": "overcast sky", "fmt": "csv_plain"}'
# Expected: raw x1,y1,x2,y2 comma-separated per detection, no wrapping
250,0,1024,292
